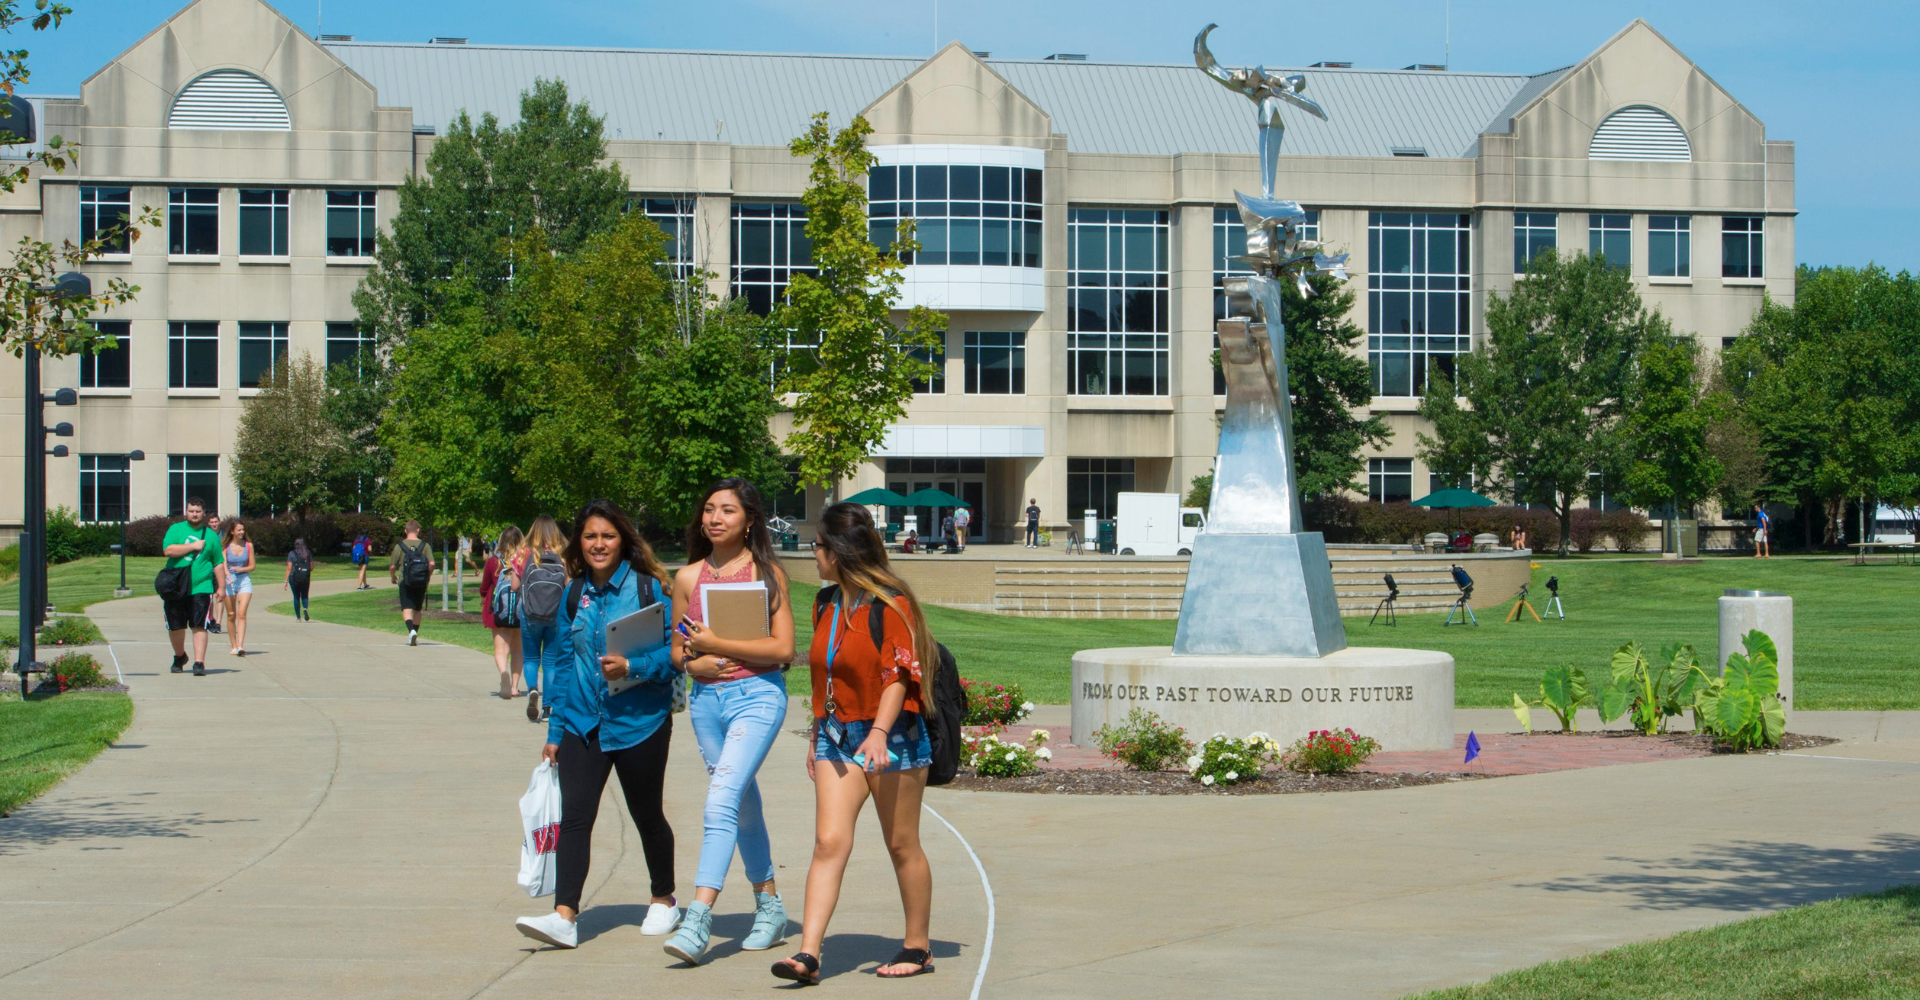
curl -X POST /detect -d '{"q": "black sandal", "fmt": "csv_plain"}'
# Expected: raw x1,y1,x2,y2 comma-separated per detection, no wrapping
771,951,820,985
877,947,935,978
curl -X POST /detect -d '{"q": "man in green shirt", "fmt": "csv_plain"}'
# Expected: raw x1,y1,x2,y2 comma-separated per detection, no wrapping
161,497,222,676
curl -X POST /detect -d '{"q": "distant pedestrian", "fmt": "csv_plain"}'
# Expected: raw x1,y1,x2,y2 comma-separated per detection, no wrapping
351,532,372,590
513,499,680,952
773,501,941,984
160,498,221,676
940,512,956,553
389,520,434,645
222,519,256,656
1025,498,1041,547
283,537,314,622
1754,506,1772,559
482,525,525,701
205,513,227,634
518,515,570,722
953,504,971,550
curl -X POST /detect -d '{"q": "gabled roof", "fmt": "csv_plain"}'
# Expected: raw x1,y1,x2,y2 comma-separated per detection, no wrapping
322,40,1562,158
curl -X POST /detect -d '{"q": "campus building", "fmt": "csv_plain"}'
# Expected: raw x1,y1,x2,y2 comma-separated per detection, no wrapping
0,0,1794,543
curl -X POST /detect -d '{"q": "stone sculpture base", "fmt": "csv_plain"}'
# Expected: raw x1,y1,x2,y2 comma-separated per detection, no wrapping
1071,646,1456,752
1172,532,1346,658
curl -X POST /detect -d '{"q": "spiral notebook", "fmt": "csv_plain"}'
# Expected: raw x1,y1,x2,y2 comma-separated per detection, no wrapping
701,581,770,639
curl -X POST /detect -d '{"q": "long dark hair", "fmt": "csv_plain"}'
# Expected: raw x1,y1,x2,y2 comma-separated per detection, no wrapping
684,477,784,613
292,537,311,562
563,499,669,589
814,501,943,719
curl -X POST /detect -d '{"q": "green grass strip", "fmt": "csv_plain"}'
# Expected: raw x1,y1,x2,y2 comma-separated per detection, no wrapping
0,691,134,816
1406,884,1920,999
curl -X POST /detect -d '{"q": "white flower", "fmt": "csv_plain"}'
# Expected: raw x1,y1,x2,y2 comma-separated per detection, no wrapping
1200,774,1215,786
1248,731,1271,742
1035,747,1052,761
1019,701,1035,717
1185,754,1204,772
1225,771,1239,781
1005,751,1017,762
1031,728,1051,743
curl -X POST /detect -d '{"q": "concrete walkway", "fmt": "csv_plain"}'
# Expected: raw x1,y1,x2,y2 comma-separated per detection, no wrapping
4,585,1919,999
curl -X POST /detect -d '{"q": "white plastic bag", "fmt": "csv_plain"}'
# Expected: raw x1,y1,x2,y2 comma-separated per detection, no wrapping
517,760,561,898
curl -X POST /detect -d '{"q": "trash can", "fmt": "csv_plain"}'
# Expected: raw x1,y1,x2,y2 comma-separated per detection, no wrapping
885,524,900,544
1097,519,1117,555
1720,588,1792,720
779,531,799,552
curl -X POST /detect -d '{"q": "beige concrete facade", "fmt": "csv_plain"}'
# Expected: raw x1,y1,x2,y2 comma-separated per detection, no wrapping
0,3,1793,546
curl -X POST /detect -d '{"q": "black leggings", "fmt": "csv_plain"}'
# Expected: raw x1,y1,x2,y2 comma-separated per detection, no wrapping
290,579,311,617
554,722,675,911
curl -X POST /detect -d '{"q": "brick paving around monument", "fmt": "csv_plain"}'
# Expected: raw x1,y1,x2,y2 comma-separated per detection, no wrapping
990,724,1715,776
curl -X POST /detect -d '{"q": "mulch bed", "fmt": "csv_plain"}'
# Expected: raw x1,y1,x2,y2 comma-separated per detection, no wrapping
944,768,1484,796
1509,729,1839,755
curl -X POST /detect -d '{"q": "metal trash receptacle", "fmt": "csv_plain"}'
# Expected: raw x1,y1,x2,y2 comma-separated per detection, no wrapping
1720,588,1792,720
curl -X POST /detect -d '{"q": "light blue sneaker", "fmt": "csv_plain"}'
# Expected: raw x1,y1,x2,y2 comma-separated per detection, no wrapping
741,891,788,951
663,901,713,965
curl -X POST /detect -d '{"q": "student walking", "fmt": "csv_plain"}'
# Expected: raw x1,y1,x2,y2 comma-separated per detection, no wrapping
514,499,681,951
222,519,256,656
953,504,971,550
1025,498,1041,547
481,526,525,701
518,515,570,722
389,521,434,645
205,513,227,634
160,498,222,676
662,478,797,965
773,501,941,984
1754,506,1772,558
351,532,372,590
283,537,314,621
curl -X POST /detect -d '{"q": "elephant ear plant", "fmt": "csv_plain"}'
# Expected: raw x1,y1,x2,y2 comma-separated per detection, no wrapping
1694,630,1787,751
1595,641,1707,736
1511,663,1593,733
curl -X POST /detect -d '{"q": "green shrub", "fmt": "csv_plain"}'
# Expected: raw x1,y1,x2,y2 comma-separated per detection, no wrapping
125,515,175,557
1187,732,1281,788
45,651,108,691
1695,630,1786,751
962,728,1051,777
960,678,1033,727
1597,641,1705,735
42,506,116,563
0,543,17,580
1512,663,1593,732
334,512,397,556
1093,708,1195,771
1602,509,1654,552
37,616,103,646
1280,728,1381,774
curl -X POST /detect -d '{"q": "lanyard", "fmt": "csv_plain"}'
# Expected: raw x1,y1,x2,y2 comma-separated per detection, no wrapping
823,600,843,716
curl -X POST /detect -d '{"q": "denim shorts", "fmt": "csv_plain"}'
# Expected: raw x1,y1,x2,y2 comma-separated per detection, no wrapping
814,712,933,773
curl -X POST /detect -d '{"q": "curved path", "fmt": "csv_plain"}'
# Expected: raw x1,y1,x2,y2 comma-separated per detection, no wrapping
5,583,1920,998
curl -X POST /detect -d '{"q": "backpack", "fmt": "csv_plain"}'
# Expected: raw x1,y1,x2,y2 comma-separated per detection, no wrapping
400,539,433,588
520,552,568,623
288,550,312,585
812,584,968,786
351,538,368,563
490,565,521,628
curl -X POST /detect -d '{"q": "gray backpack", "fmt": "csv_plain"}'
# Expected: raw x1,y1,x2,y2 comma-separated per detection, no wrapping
520,553,567,623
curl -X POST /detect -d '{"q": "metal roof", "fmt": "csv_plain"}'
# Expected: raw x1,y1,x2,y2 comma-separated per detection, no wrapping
324,41,1547,158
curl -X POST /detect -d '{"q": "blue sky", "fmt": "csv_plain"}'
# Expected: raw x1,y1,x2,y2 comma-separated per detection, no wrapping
26,0,1919,269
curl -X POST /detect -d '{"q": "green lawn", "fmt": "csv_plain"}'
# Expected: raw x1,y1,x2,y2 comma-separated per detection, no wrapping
0,691,134,816
288,557,1920,709
0,554,362,615
1405,884,1920,999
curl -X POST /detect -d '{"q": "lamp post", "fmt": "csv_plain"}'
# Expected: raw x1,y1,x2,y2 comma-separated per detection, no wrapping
110,450,146,598
16,271,89,695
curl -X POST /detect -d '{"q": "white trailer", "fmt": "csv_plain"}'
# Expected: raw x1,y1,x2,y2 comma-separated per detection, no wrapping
1115,492,1206,556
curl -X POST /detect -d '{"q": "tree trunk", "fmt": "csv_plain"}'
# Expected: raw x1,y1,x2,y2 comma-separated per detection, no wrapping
1557,494,1574,558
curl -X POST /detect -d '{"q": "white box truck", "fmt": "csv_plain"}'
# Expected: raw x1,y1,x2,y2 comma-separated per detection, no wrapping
1114,492,1206,556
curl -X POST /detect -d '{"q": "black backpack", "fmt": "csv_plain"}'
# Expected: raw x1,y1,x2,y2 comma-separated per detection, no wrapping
813,584,968,786
288,550,312,585
400,539,433,588
521,553,568,623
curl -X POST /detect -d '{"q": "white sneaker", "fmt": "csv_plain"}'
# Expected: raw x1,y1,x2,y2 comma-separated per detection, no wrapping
408,630,419,646
515,911,578,949
640,901,681,935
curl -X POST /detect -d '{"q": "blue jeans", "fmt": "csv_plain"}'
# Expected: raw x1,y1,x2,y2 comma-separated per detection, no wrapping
521,617,562,694
688,670,788,891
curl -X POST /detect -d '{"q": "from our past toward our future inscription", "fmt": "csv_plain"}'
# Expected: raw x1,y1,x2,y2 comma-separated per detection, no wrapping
1079,682,1418,705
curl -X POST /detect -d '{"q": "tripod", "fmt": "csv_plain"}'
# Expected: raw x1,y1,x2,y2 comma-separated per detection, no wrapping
1505,583,1542,623
1370,576,1399,626
1545,592,1565,619
1444,587,1477,626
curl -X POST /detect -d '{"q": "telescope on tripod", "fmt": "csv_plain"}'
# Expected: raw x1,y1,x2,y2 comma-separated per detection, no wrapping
1544,575,1565,619
1370,573,1399,626
1444,564,1477,626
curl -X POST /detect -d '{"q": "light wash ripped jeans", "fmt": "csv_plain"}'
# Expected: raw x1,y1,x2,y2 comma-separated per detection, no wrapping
688,669,788,891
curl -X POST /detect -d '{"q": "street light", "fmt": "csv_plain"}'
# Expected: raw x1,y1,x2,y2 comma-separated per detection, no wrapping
110,450,145,597
16,271,89,693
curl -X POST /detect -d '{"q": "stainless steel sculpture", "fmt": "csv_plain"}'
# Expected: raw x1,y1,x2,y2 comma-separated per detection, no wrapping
1173,24,1350,658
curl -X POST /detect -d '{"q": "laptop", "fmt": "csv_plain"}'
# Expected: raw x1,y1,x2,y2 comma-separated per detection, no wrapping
604,601,668,696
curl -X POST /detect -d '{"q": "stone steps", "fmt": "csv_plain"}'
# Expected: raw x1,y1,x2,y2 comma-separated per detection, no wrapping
988,555,1487,619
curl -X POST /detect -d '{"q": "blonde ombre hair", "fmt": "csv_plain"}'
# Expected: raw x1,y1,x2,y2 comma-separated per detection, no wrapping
524,515,567,561
813,501,943,720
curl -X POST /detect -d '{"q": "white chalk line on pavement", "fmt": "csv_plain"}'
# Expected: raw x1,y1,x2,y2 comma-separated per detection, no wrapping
1778,753,1920,765
923,802,994,1000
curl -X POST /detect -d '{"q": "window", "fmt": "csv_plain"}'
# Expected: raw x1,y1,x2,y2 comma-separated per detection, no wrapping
80,321,131,389
1587,470,1626,511
772,458,806,523
1429,470,1473,496
80,454,131,523
964,331,1026,394
1368,212,1471,397
80,186,132,254
168,187,219,256
731,202,812,316
326,190,377,257
1369,458,1413,504
1067,458,1135,520
631,195,696,277
326,322,376,375
1722,216,1763,279
1588,213,1630,271
238,188,290,256
909,345,945,394
1068,208,1170,396
168,455,219,517
1649,215,1690,278
1214,206,1318,393
238,322,289,388
168,321,218,389
769,329,820,386
867,164,1043,267
1513,211,1557,273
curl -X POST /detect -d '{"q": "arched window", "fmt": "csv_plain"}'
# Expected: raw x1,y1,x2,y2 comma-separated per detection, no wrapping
168,70,291,131
1588,105,1689,162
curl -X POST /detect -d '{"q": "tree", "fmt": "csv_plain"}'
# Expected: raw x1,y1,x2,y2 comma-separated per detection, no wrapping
323,349,389,512
1279,272,1392,498
1418,250,1667,556
1618,336,1722,526
231,354,349,522
777,113,946,496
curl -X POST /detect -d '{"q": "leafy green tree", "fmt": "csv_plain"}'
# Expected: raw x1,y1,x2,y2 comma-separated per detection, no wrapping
1418,250,1666,556
1184,473,1213,510
777,113,946,497
231,354,349,522
323,348,389,513
1280,273,1392,498
1619,336,1722,524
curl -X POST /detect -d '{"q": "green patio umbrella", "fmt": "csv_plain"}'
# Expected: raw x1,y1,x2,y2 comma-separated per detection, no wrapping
843,487,912,507
900,488,970,508
1411,487,1497,538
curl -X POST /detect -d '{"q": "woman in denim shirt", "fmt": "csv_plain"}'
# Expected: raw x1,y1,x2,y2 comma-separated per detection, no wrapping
514,499,682,951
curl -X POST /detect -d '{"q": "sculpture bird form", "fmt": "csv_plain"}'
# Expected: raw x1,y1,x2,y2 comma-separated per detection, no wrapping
1195,23,1326,200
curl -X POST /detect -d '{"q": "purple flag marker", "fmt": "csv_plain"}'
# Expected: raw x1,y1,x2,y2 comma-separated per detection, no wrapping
1464,731,1481,764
